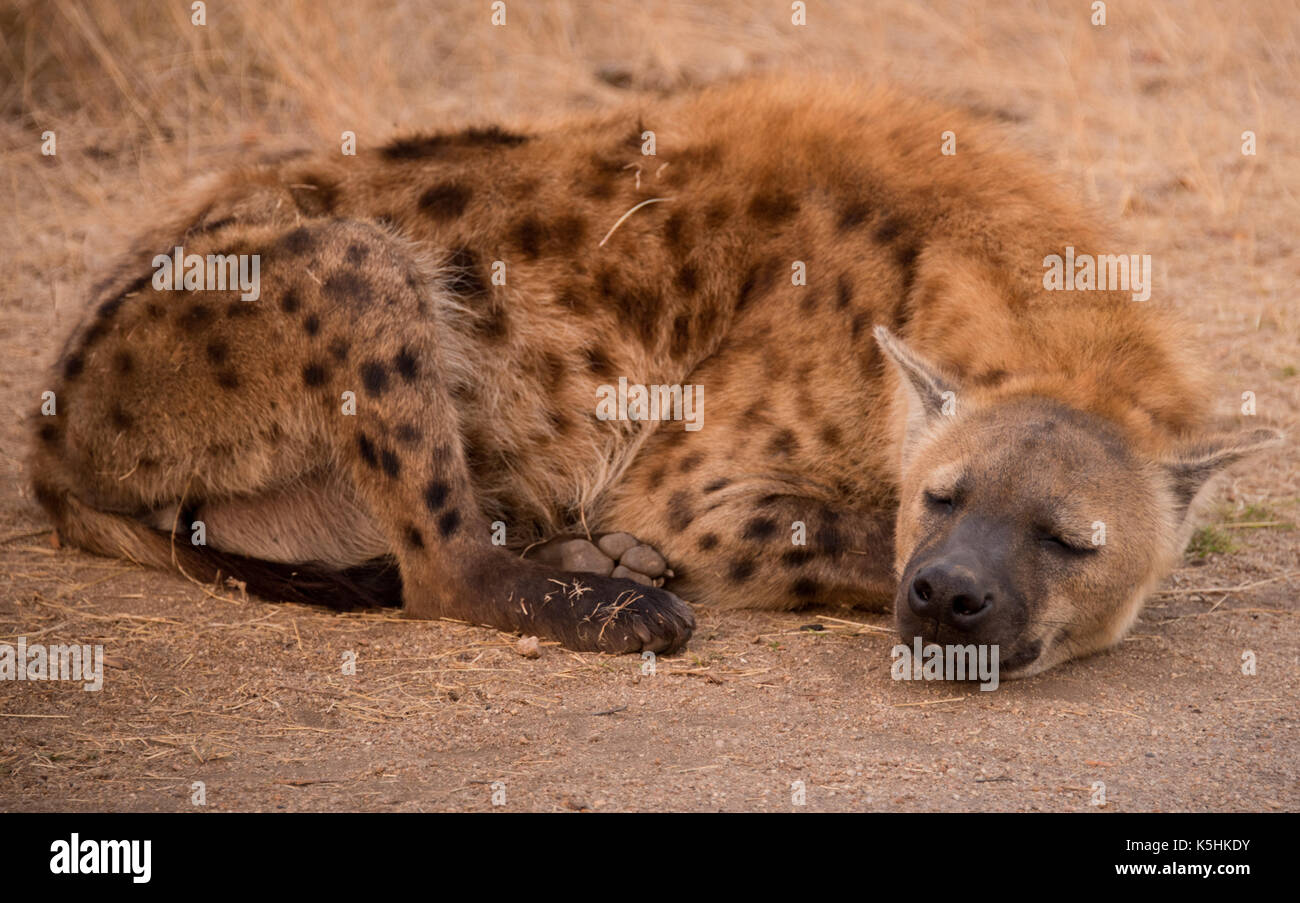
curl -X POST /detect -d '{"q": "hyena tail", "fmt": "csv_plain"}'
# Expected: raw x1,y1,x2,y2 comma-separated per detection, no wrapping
35,486,402,611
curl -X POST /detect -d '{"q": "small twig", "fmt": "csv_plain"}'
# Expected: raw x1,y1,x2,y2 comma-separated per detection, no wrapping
598,197,672,247
1153,571,1299,597
890,696,965,707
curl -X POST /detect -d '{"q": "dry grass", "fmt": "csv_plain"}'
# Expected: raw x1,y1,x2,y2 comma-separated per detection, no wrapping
0,0,1296,811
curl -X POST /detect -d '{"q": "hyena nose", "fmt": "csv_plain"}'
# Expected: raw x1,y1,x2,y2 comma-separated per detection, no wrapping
909,563,995,629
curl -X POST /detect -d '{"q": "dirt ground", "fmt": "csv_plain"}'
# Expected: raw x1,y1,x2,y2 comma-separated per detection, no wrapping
1,0,1296,812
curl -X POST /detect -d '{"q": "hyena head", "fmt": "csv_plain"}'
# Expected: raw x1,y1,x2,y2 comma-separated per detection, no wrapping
874,327,1281,679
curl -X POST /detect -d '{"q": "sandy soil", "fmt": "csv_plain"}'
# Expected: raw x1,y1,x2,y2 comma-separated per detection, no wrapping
0,0,1296,811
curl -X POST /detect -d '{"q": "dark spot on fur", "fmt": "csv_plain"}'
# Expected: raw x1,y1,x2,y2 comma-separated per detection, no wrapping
667,490,695,531
703,478,730,493
837,201,871,231
344,243,369,265
32,481,63,514
698,533,720,552
179,302,213,332
782,548,816,568
303,314,321,336
357,433,379,469
836,275,853,309
704,198,732,229
874,215,906,244
896,241,921,273
588,152,625,176
418,182,472,220
323,271,373,307
814,523,844,557
381,126,529,160
215,369,240,390
396,423,422,444
204,341,228,365
747,190,800,223
791,577,820,600
662,211,690,253
112,349,135,375
670,315,693,358
37,422,60,445
280,227,315,255
512,215,543,259
765,429,798,458
728,558,757,582
380,448,401,478
472,298,510,342
280,290,301,314
424,481,450,512
394,347,419,382
819,424,843,448
95,293,128,322
109,404,133,430
437,508,462,538
742,517,779,541
405,525,425,549
361,361,390,396
675,263,699,294
679,452,704,473
737,260,779,312
147,302,168,319
600,271,661,343
552,215,587,253
303,362,329,387
62,353,85,381
583,346,617,377
328,338,350,362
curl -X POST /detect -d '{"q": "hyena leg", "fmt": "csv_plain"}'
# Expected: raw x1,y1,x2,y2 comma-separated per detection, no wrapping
34,218,693,653
602,469,896,612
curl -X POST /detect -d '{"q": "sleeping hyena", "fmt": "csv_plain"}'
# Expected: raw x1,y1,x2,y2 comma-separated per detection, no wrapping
30,77,1279,676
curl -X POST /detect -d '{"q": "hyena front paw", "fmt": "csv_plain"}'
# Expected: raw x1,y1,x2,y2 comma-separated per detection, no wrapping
528,532,673,587
539,573,693,655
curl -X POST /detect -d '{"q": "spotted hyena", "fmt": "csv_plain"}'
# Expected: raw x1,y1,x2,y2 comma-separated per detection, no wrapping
30,77,1279,676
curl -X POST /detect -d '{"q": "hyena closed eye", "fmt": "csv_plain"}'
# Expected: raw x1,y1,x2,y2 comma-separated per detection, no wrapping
30,76,1279,673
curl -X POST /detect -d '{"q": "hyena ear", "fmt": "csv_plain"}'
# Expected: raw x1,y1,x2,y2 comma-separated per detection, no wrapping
873,326,962,468
1161,428,1283,511
873,325,959,419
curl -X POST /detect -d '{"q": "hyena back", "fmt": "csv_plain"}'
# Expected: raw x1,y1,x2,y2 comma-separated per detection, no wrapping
29,77,1278,673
